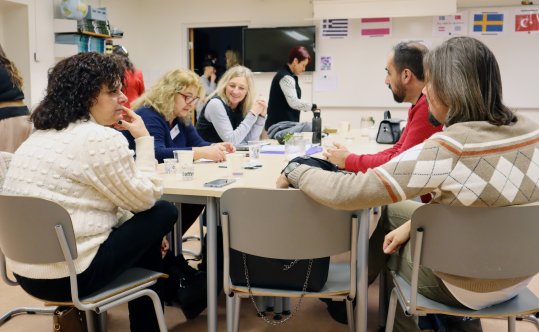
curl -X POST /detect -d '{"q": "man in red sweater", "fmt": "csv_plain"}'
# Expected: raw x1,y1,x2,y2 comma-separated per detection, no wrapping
321,41,444,326
325,41,442,174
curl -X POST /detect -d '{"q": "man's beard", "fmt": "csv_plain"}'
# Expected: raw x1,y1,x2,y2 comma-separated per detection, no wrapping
388,84,405,103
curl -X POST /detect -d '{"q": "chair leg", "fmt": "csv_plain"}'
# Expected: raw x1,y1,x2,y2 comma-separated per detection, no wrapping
84,310,108,332
282,297,291,315
141,289,167,332
85,310,98,332
378,270,389,330
226,294,235,332
0,306,56,326
274,297,283,320
518,313,539,327
96,311,107,331
385,288,398,332
233,295,241,332
346,299,355,332
508,316,516,332
264,296,275,313
255,296,265,316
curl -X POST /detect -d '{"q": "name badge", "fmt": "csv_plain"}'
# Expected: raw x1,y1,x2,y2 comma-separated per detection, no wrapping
170,124,180,140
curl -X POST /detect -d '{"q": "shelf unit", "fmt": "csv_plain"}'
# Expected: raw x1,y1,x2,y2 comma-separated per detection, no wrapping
53,18,120,59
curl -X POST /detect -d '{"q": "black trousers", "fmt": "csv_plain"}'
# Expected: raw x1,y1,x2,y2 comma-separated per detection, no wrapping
15,200,178,332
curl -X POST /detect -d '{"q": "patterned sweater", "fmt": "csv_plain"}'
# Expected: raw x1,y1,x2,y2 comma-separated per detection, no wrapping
2,117,162,279
288,115,539,292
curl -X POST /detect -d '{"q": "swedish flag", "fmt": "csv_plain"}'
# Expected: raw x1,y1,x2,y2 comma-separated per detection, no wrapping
473,13,504,32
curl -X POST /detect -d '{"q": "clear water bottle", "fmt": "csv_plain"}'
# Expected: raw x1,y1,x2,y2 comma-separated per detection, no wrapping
312,110,322,144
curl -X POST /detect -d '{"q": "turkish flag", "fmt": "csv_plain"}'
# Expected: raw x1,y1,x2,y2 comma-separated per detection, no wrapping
515,13,539,32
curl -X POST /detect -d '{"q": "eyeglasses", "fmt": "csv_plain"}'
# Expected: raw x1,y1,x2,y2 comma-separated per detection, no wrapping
178,92,199,105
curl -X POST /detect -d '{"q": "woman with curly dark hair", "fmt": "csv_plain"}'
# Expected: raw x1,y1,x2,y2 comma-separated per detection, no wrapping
2,52,176,332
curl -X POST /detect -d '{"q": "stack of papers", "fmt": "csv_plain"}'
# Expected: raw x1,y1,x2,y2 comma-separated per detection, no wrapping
260,144,322,155
235,140,271,151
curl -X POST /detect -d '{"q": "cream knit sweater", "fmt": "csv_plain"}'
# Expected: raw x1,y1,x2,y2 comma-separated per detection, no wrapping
3,118,163,279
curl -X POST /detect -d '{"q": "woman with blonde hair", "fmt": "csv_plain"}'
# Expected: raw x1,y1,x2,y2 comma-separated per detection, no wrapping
196,65,267,145
123,68,236,320
225,49,240,69
124,68,234,163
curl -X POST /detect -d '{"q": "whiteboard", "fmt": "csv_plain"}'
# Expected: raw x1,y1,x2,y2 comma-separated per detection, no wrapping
313,13,539,109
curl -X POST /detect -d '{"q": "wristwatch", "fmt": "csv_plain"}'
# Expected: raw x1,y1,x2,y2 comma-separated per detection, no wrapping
282,162,300,178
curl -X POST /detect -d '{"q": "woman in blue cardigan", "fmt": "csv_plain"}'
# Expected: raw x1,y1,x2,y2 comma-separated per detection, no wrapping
123,68,234,320
124,68,234,163
124,68,234,231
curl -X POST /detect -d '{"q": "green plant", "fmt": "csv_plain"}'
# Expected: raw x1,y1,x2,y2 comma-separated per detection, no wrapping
281,132,294,144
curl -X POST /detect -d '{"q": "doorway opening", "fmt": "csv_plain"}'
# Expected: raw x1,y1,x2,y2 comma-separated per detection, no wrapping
189,26,246,78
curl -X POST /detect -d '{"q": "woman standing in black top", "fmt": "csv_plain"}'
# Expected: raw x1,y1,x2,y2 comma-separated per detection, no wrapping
265,46,316,131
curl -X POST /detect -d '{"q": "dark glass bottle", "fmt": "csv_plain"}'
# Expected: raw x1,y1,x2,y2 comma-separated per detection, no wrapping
312,110,322,144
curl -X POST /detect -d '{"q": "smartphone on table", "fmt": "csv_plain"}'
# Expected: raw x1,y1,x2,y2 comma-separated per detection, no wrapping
203,178,236,188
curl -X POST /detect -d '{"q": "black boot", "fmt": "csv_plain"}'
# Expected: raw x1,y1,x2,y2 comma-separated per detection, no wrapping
197,228,224,272
162,251,208,320
197,230,224,295
320,298,354,324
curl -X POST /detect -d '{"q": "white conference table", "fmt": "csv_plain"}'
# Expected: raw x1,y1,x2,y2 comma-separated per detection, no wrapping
161,135,391,332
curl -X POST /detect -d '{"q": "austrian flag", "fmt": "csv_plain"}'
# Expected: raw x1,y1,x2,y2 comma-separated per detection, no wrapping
360,17,391,37
515,13,539,33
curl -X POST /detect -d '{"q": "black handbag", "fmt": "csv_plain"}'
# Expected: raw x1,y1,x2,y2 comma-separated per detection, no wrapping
376,110,403,144
229,156,338,292
53,306,88,332
285,155,339,172
229,249,330,292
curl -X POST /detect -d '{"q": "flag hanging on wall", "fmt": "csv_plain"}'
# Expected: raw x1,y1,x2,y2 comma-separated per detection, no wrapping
360,17,391,37
321,19,349,39
515,11,539,33
472,12,505,33
432,13,468,36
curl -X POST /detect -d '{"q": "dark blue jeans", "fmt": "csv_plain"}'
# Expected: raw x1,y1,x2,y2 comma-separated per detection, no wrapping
15,200,178,332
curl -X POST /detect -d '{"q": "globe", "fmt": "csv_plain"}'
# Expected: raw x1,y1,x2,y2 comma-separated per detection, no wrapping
60,0,88,20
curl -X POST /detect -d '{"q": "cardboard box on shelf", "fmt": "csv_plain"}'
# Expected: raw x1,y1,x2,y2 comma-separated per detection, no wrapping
85,6,107,21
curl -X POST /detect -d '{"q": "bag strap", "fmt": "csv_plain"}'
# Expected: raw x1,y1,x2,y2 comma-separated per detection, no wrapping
242,253,313,325
384,110,391,119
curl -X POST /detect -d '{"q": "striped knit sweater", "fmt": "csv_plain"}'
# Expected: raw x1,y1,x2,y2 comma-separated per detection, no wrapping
287,115,539,292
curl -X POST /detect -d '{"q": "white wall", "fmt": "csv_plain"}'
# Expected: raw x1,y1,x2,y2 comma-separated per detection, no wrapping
99,0,314,107
1,0,30,103
0,0,55,108
2,0,538,126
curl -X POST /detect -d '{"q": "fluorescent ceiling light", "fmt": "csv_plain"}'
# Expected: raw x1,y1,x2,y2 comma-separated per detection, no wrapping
284,30,310,41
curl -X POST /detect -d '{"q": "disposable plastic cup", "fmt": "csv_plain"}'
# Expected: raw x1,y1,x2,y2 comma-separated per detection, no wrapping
227,153,245,177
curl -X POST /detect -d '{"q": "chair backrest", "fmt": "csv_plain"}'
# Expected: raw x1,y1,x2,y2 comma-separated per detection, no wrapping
0,194,78,264
220,188,357,260
411,204,539,279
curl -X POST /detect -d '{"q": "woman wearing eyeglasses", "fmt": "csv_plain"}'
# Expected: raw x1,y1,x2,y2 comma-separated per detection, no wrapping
3,52,177,332
124,68,234,163
123,68,235,320
196,65,267,145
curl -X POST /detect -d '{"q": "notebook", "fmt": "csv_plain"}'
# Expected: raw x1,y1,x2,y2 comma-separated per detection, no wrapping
235,140,271,151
